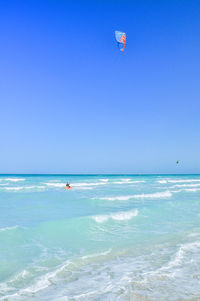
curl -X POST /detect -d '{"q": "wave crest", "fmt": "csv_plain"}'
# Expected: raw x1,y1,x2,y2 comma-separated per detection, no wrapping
92,209,138,223
5,178,25,182
98,191,172,201
158,179,200,184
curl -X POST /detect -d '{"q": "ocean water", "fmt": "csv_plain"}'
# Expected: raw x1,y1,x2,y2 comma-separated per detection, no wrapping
0,174,200,300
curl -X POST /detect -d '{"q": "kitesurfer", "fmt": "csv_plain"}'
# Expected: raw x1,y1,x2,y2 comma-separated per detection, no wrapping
65,182,72,189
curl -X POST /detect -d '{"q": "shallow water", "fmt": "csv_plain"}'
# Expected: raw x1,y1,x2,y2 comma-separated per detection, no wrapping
0,174,200,300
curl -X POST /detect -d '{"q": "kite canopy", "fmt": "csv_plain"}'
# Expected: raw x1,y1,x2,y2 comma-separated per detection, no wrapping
115,31,126,52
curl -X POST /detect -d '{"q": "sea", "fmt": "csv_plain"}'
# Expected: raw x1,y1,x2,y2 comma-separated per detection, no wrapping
0,174,200,300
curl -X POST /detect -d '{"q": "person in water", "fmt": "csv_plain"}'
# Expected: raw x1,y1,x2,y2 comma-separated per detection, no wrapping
66,182,71,188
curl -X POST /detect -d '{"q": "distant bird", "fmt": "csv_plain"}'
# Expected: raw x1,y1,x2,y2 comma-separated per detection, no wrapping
176,161,179,164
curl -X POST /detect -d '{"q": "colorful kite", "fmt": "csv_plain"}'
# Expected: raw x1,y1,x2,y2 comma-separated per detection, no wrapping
115,31,126,52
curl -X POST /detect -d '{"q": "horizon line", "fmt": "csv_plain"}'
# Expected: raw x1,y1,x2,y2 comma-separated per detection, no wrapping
0,173,200,176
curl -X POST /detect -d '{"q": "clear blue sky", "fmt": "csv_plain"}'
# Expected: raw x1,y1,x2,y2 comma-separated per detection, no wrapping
1,0,200,174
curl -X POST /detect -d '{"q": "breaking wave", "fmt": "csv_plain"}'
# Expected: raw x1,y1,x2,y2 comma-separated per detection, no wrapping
158,179,200,184
0,261,72,300
0,248,112,300
112,180,145,185
4,178,25,182
171,183,200,188
98,191,172,201
1,186,46,191
72,182,107,187
159,241,200,272
43,182,106,189
0,226,18,232
99,179,109,182
92,209,138,223
81,249,111,260
170,188,200,193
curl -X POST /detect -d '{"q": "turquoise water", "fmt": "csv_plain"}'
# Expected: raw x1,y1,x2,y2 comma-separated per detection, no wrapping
0,174,200,300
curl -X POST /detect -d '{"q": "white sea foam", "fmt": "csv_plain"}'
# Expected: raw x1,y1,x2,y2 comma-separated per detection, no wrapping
118,178,145,183
111,210,138,220
44,182,106,189
184,188,200,192
2,187,25,191
1,186,45,191
161,241,200,271
92,215,109,223
72,290,99,300
81,249,111,260
0,260,72,300
188,233,200,238
0,226,18,232
46,182,106,187
170,188,200,193
5,178,25,182
158,179,200,184
171,179,200,183
72,182,107,187
130,180,145,183
92,209,138,223
99,179,109,182
185,188,200,192
171,183,200,188
98,191,172,201
9,270,30,284
112,181,130,185
112,180,145,185
24,260,71,293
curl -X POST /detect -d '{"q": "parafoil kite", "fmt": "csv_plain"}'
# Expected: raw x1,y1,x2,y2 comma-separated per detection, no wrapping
115,31,126,52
